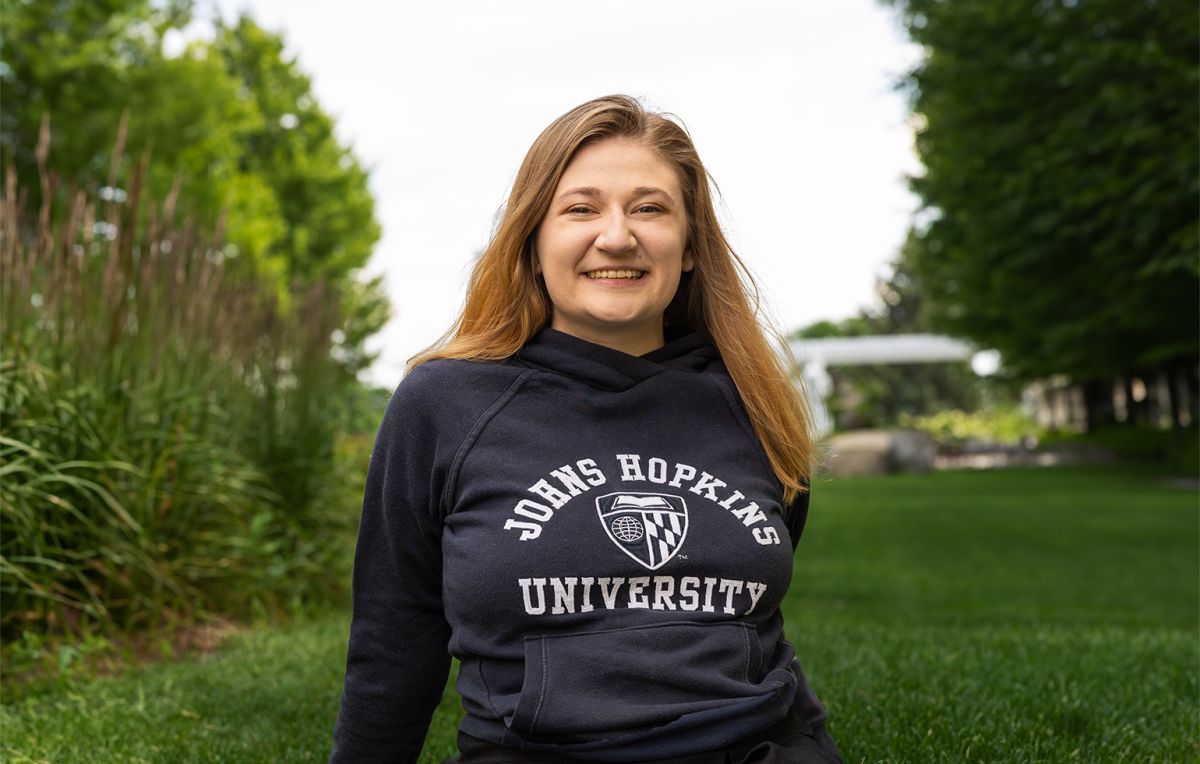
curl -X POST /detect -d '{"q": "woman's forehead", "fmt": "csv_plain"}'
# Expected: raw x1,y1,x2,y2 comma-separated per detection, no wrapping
556,138,682,197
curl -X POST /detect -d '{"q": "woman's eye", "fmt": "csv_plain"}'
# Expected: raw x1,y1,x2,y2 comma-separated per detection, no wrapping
564,204,661,215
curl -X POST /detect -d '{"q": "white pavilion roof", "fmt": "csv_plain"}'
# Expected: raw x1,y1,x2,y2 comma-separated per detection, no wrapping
788,334,975,367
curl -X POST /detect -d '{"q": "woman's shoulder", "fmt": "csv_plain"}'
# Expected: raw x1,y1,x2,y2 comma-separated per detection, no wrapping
400,355,526,391
385,356,530,423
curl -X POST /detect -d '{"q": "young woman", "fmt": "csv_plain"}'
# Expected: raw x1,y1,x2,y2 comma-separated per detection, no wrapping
330,95,843,764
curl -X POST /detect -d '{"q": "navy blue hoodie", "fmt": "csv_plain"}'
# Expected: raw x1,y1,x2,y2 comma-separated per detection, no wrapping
330,326,826,763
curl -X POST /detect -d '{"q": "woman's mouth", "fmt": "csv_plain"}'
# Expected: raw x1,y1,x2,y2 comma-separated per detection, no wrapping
584,269,645,280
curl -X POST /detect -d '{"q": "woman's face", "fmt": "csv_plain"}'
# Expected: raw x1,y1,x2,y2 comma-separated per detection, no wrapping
534,137,694,352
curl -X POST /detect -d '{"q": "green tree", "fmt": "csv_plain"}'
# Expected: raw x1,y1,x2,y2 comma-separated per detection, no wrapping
1,3,381,289
1,0,266,255
1,0,190,178
1,1,387,369
884,0,1199,387
212,15,380,284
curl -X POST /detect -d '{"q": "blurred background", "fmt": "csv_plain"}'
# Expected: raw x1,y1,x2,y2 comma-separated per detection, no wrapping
1,1,1196,762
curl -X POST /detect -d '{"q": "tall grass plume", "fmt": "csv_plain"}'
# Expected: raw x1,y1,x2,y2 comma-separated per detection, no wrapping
1,114,361,644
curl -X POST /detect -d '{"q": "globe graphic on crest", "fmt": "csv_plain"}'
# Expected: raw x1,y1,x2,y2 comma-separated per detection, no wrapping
610,515,644,543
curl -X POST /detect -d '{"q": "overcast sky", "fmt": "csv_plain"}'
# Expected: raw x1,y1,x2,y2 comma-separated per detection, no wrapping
195,0,923,387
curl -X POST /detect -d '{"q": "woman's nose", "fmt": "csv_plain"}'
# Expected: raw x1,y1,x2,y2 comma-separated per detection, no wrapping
595,211,636,253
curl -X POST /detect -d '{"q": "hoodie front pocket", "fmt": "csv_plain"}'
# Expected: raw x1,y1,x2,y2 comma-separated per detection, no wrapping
509,620,764,736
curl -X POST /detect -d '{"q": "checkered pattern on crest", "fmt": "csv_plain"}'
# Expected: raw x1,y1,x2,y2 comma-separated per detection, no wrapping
644,510,684,567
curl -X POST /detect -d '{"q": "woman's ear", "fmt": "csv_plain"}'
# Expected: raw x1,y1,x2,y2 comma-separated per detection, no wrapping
682,249,695,273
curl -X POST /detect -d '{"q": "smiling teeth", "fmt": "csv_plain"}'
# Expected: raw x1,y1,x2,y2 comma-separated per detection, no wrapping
586,269,644,279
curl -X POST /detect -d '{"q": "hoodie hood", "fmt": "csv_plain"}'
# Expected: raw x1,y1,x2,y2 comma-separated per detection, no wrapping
513,326,721,391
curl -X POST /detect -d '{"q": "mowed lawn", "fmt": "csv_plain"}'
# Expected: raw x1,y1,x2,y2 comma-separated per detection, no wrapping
3,466,1196,763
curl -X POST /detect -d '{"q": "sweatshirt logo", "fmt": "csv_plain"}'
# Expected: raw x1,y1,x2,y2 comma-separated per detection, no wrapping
597,492,688,570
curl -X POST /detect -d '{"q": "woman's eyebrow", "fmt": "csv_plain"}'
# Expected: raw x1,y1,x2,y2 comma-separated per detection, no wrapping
553,186,676,203
555,186,601,202
632,186,674,202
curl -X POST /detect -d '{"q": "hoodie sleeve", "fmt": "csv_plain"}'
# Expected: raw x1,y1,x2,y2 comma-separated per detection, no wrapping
785,485,811,554
330,372,454,764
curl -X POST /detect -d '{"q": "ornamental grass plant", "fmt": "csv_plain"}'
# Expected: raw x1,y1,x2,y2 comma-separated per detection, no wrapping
0,115,360,650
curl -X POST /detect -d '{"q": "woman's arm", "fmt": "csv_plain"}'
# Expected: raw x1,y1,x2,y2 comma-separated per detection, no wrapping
330,380,453,764
785,485,811,553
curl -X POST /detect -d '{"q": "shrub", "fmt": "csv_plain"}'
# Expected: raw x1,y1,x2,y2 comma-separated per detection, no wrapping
899,406,1044,449
0,122,361,640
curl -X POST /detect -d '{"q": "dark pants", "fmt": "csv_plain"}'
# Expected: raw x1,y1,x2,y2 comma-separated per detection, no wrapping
445,701,845,764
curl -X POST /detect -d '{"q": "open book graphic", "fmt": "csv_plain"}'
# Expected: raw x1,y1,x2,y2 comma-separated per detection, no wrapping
611,495,676,511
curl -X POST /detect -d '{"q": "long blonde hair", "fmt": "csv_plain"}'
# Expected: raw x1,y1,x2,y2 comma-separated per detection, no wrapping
408,95,814,502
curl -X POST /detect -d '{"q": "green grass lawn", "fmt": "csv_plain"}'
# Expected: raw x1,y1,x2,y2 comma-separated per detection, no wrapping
3,466,1197,763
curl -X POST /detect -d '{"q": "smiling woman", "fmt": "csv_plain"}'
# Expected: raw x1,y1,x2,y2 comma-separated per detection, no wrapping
329,95,839,764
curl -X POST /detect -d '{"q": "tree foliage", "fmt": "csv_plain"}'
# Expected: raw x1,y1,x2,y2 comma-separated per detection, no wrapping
884,0,1199,381
212,16,380,284
1,0,384,329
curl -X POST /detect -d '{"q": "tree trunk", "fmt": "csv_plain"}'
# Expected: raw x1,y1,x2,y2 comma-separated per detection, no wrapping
1186,358,1200,426
1122,375,1139,425
1147,368,1166,428
1167,361,1185,429
1082,378,1115,432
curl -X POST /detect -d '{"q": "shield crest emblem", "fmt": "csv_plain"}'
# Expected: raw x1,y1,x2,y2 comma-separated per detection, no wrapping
596,491,689,570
